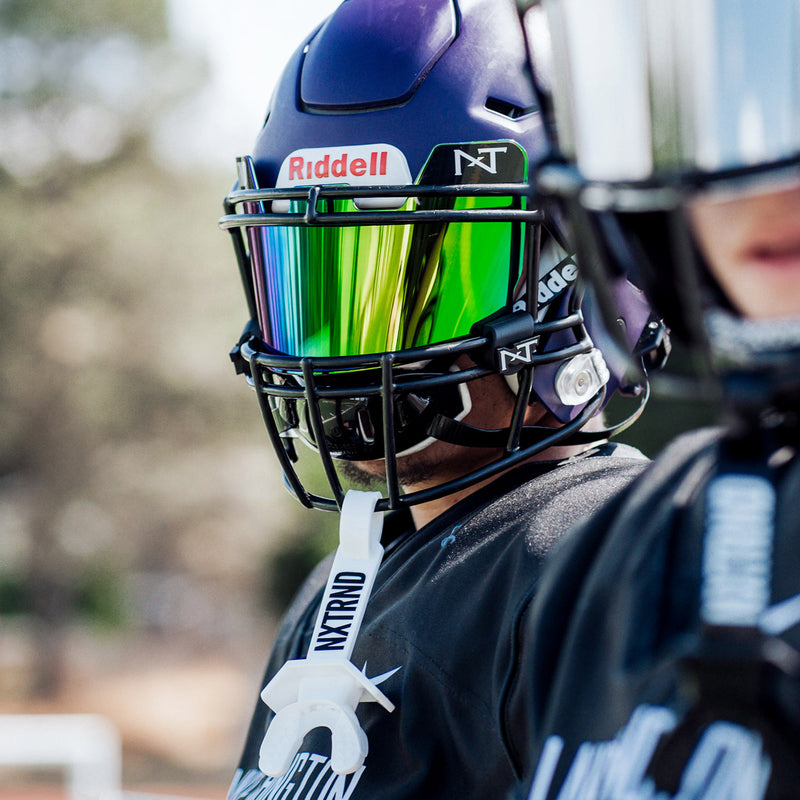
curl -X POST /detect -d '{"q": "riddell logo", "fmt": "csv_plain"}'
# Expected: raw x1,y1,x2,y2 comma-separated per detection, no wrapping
289,151,388,181
277,144,412,188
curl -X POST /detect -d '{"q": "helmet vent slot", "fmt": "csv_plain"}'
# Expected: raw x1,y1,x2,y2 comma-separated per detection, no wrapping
485,96,536,120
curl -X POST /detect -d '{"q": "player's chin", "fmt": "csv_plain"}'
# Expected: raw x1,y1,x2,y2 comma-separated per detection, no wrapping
338,444,445,490
338,458,388,490
340,438,504,493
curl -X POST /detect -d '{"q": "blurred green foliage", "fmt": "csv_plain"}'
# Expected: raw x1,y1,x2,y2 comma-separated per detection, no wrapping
0,0,297,698
0,0,166,39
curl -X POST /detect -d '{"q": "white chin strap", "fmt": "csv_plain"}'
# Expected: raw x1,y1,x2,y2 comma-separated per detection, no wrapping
258,490,396,777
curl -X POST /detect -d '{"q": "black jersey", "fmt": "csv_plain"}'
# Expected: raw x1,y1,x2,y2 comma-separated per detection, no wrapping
227,443,648,800
514,428,800,800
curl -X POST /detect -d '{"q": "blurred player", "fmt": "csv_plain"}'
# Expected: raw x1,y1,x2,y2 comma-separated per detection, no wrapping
513,1,800,797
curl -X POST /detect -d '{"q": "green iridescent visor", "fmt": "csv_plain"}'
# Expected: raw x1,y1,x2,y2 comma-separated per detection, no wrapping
250,191,530,359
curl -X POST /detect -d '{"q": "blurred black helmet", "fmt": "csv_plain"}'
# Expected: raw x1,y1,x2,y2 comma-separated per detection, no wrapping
518,0,800,405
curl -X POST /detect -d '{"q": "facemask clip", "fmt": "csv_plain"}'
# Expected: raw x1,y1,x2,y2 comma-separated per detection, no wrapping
475,311,539,375
554,349,610,406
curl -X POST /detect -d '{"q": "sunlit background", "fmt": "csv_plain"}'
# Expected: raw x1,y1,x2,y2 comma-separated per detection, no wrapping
0,1,338,797
0,1,712,798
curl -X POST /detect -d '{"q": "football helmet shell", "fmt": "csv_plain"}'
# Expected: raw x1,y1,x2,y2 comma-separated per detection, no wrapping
221,0,659,511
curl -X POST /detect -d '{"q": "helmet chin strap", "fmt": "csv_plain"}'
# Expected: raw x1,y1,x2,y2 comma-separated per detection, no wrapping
258,491,397,777
425,388,609,450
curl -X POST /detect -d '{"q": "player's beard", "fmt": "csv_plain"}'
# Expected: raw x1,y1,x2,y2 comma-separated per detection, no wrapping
338,435,506,494
339,450,440,491
336,369,533,493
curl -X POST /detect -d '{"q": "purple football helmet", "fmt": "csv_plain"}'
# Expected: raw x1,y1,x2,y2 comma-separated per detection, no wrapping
220,0,662,512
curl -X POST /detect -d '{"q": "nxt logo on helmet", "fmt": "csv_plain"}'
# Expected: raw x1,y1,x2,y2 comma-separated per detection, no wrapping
453,146,508,176
418,141,527,185
277,144,413,188
498,337,541,374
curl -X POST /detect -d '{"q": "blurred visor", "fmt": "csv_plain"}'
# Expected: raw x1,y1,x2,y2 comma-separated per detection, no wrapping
540,0,800,182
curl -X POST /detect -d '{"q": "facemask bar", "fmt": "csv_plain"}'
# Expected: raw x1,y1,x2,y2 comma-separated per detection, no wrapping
222,183,541,231
222,159,632,512
239,332,607,512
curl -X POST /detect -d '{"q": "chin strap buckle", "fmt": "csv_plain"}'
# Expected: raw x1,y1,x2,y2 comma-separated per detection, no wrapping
258,490,396,777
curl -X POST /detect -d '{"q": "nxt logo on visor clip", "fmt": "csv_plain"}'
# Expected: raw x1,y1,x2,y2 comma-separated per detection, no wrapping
475,312,539,375
498,337,541,374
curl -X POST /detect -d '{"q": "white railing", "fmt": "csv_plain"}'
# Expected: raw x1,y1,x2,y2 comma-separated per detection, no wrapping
0,713,121,800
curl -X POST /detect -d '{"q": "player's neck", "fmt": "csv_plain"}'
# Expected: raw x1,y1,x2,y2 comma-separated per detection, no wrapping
408,477,495,530
408,440,603,530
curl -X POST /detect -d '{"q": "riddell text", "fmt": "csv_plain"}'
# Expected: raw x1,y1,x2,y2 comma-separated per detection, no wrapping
289,151,389,181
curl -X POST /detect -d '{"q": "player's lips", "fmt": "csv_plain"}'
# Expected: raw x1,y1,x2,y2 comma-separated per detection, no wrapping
744,230,800,270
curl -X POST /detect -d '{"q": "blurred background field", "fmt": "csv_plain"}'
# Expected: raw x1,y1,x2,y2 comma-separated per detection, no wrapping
0,1,343,795
0,1,713,797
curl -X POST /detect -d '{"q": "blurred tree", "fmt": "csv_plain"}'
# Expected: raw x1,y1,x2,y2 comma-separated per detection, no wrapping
0,0,239,697
1,0,166,39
